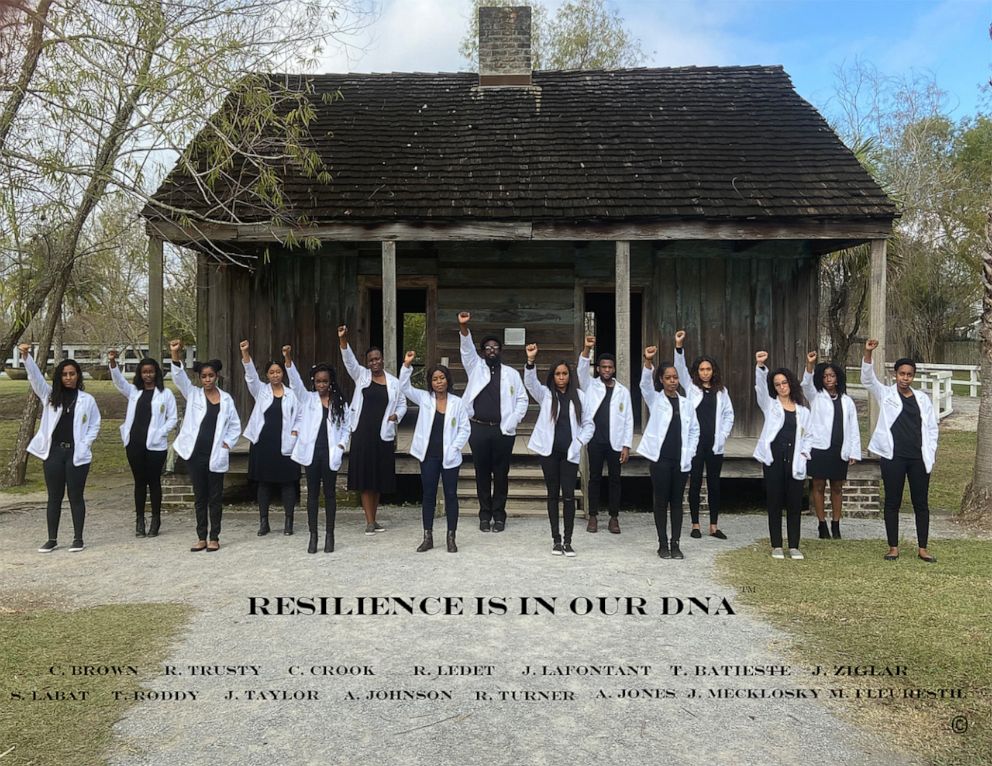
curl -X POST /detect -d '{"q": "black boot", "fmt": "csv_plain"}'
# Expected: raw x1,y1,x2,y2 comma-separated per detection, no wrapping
831,520,841,539
148,513,161,537
135,513,146,538
284,512,294,536
818,521,830,539
257,507,270,536
307,531,318,554
416,530,433,553
324,530,334,553
446,530,457,553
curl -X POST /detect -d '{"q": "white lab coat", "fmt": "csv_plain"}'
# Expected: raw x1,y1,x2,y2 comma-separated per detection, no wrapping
170,362,242,473
673,348,735,455
861,361,939,472
800,370,862,462
286,361,351,470
752,366,813,480
24,354,101,466
635,366,700,472
524,365,594,464
575,353,634,452
399,365,471,468
241,360,299,455
459,330,529,436
341,344,407,441
110,364,177,450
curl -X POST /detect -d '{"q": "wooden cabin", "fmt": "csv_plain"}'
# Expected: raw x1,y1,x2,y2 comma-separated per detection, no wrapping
144,7,895,512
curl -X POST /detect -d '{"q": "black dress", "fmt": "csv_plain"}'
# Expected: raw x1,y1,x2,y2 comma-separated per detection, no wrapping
347,380,396,493
248,396,299,484
808,395,848,481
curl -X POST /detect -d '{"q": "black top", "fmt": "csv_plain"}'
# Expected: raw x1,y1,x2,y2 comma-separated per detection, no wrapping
426,409,445,460
52,389,78,445
315,404,330,454
771,408,797,460
660,395,681,461
829,395,844,449
130,388,154,447
473,364,501,423
891,392,923,459
696,387,717,448
193,399,221,457
592,385,614,445
552,391,573,454
357,380,389,434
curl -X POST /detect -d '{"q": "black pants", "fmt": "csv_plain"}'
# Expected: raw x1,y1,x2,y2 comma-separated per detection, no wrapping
540,451,578,543
586,441,621,517
420,457,459,531
469,423,514,524
305,450,337,534
763,450,803,549
880,456,930,548
650,458,686,544
43,444,89,541
187,454,224,541
125,444,167,516
258,481,295,520
689,444,723,526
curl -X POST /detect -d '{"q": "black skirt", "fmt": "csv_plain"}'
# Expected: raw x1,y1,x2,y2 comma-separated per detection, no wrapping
807,446,848,481
248,396,300,484
347,381,396,493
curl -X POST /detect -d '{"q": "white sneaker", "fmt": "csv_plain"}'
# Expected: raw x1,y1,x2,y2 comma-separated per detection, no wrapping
38,540,58,553
771,547,785,559
789,548,804,560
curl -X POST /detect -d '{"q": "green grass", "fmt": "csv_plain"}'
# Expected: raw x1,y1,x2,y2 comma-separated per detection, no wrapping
719,539,992,766
0,603,191,765
928,431,977,513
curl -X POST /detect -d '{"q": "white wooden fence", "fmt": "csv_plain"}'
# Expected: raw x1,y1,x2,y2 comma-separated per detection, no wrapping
846,363,976,420
5,345,196,374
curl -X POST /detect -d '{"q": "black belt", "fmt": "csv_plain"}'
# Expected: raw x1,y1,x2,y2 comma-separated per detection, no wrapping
470,418,500,427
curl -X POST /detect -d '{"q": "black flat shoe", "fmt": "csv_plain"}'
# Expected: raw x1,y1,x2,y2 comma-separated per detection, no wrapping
918,554,937,564
480,520,491,532
658,544,671,559
709,530,727,540
883,553,899,561
689,528,702,539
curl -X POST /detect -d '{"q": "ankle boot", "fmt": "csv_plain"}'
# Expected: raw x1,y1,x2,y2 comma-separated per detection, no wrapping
446,530,457,553
831,520,841,539
307,531,318,554
284,512,294,536
148,512,161,537
135,513,146,538
817,521,830,539
324,530,334,553
416,530,433,553
257,510,270,536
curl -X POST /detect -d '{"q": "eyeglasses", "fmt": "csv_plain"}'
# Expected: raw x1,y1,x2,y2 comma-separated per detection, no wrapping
482,344,500,351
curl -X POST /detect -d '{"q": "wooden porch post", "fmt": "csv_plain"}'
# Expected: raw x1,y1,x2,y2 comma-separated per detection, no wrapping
382,240,397,375
615,240,631,389
195,252,210,360
868,238,887,433
148,236,164,362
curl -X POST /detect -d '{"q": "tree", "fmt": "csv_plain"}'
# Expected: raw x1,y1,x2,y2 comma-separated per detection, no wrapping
460,0,644,71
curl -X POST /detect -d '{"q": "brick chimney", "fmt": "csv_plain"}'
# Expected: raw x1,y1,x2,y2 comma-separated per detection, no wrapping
478,6,532,87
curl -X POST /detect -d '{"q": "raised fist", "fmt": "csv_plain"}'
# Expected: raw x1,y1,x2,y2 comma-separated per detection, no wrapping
404,350,416,366
169,339,182,352
525,343,538,362
643,346,657,361
865,339,879,351
282,345,292,358
107,349,118,366
807,351,818,364
457,312,471,326
584,335,596,350
755,351,769,366
337,325,348,338
239,340,250,352
674,330,686,348
17,343,30,359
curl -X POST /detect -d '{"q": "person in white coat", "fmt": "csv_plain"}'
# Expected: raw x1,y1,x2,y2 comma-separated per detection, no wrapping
108,350,177,538
753,352,813,560
169,339,242,552
400,351,471,553
240,340,300,537
339,325,407,536
802,351,861,540
19,344,101,553
862,339,939,563
577,335,633,534
524,344,594,557
458,312,529,533
674,330,735,541
637,346,700,560
283,346,350,554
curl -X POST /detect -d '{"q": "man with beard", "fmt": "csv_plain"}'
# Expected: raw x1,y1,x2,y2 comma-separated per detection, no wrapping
459,312,529,532
577,336,633,533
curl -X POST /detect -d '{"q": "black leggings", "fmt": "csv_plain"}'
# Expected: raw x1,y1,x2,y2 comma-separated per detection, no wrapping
540,451,578,543
125,444,167,516
880,456,930,548
304,451,337,533
421,457,459,531
258,481,295,519
650,458,686,544
688,446,723,525
43,444,89,541
187,454,223,541
586,441,621,516
763,453,803,549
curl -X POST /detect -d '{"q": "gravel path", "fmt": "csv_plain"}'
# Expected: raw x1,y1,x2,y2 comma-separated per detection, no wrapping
1,491,961,766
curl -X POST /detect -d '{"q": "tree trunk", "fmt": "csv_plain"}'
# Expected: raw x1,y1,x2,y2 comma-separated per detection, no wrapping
0,272,69,488
961,209,992,521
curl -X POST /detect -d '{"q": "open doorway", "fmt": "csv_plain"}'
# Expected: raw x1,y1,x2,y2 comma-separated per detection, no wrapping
583,291,644,426
367,285,434,388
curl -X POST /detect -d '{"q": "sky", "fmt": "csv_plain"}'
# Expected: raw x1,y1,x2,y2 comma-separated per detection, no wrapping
319,0,990,120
